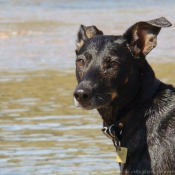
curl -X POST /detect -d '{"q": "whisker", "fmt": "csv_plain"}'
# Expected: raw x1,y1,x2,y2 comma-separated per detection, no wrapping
98,96,105,101
97,93,113,95
97,96,106,104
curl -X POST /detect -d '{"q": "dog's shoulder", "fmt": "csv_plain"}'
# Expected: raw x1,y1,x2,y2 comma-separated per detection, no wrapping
146,82,175,170
146,82,175,138
155,82,175,110
157,82,175,132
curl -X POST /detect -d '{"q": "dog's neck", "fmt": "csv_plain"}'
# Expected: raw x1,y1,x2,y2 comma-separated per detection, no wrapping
97,59,158,126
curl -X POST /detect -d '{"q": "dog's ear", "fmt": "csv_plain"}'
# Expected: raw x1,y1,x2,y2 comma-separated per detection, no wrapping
123,17,172,57
76,25,103,52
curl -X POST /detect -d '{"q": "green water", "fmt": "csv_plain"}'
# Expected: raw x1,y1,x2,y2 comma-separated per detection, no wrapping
0,0,175,174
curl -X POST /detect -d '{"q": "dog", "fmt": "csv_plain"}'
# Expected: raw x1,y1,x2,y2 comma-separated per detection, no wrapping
73,17,175,174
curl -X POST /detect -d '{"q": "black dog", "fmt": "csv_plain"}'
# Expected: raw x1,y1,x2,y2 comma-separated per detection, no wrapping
73,17,175,174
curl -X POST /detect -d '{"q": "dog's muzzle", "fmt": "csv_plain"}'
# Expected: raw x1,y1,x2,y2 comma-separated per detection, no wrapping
73,81,94,109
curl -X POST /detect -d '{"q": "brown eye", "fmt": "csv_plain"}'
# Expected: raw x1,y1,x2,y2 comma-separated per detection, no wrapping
77,59,85,67
109,61,119,69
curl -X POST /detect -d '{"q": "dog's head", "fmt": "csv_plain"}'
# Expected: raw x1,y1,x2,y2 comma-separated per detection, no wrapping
73,17,171,110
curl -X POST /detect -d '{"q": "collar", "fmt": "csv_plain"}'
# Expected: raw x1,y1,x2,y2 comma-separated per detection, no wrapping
102,78,160,150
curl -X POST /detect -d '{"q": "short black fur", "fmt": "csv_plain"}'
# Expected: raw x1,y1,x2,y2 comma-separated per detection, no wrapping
73,17,175,174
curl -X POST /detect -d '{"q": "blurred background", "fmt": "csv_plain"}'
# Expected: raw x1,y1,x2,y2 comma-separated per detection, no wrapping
0,0,174,174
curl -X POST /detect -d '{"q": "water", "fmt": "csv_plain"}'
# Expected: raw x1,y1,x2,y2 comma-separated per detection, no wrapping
0,1,175,174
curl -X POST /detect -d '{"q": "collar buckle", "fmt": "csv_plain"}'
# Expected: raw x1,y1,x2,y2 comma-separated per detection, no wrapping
102,124,122,150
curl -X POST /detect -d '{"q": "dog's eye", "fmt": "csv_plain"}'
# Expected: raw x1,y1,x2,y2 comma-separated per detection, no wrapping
109,61,119,69
77,59,85,67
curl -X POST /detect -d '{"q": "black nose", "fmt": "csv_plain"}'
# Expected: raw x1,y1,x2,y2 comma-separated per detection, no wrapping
74,89,92,102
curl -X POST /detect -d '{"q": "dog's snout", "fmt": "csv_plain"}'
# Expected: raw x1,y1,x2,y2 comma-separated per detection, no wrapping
74,89,92,102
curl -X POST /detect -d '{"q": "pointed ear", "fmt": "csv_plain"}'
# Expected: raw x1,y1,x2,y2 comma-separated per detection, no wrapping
123,17,172,57
76,25,103,52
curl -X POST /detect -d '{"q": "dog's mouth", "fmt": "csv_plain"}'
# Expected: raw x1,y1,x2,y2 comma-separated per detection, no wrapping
74,97,94,110
73,90,113,110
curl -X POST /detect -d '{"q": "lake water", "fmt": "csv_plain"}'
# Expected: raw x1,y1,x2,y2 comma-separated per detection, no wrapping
0,1,175,174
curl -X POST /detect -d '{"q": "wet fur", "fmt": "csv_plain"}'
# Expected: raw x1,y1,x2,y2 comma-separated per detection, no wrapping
74,18,175,174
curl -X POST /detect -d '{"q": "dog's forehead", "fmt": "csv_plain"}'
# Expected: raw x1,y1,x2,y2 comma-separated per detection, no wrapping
88,35,122,47
80,35,125,54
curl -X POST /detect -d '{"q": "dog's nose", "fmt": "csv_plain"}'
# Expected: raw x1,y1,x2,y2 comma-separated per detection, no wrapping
74,89,92,102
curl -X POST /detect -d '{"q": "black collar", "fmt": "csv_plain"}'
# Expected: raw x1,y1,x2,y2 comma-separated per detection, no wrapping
102,78,160,150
